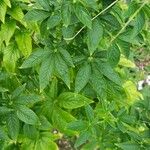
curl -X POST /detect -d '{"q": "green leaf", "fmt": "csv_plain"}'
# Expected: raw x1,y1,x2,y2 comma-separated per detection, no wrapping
116,142,140,150
87,19,103,54
59,48,74,67
49,77,58,99
1,19,16,46
3,43,20,72
82,0,98,11
0,106,13,115
4,0,11,7
23,124,39,139
24,9,49,22
15,94,41,106
75,63,91,93
85,105,94,122
7,113,20,140
0,127,9,140
107,44,120,67
58,92,93,109
20,49,50,68
96,62,122,86
52,107,76,134
12,84,26,99
35,138,58,150
62,2,71,27
17,105,39,125
8,5,24,23
74,3,92,29
0,1,7,23
75,131,90,148
39,116,52,131
132,10,145,37
68,120,88,131
47,14,61,29
39,56,54,91
15,31,32,57
90,69,106,96
36,0,50,11
55,54,70,88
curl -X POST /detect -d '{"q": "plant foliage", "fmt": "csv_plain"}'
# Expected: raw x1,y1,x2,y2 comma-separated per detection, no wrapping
0,0,150,149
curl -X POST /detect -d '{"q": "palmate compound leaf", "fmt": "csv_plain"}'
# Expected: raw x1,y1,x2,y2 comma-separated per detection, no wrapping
20,48,50,68
58,92,93,109
16,105,39,125
87,19,103,55
75,62,91,93
39,56,54,91
74,3,92,29
96,61,122,86
15,31,32,57
1,19,16,46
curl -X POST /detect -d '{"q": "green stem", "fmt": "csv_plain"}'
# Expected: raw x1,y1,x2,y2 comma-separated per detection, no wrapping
110,1,147,43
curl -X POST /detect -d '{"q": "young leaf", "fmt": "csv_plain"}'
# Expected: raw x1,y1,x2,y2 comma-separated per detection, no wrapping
4,0,11,7
96,62,122,86
75,62,91,93
15,31,32,57
7,113,20,140
0,1,7,23
87,19,103,54
1,19,16,46
107,44,120,67
39,56,54,91
58,92,93,109
55,54,70,88
24,9,49,22
16,105,39,125
8,5,24,23
3,43,20,72
47,14,61,29
20,49,50,68
74,3,92,29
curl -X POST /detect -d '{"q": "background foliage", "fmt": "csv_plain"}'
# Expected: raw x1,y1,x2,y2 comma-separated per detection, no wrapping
0,0,150,149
